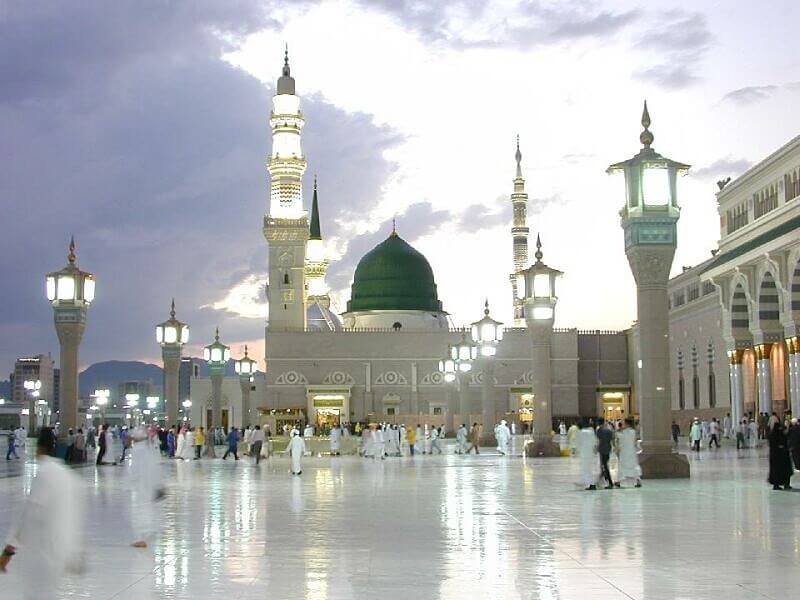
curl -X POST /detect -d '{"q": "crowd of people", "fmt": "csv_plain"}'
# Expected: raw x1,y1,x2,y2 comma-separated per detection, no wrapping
568,417,643,490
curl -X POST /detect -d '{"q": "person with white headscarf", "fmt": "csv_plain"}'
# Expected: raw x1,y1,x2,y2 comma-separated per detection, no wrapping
303,423,314,438
175,426,186,460
577,420,599,490
455,424,468,454
129,426,164,548
495,420,511,455
287,429,306,475
1,428,86,599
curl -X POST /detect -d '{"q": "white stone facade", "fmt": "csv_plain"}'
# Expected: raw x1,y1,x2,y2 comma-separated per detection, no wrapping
668,134,800,428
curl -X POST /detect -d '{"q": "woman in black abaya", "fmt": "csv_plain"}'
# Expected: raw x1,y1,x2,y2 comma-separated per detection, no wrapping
768,422,793,491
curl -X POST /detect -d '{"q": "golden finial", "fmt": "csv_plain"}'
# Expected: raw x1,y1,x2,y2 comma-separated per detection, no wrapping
640,100,654,148
535,234,543,262
391,217,397,237
170,298,176,319
68,236,76,265
244,344,249,357
215,327,220,342
484,299,490,316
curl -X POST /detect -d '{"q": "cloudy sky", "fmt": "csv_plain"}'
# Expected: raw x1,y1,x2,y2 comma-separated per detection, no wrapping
1,0,799,373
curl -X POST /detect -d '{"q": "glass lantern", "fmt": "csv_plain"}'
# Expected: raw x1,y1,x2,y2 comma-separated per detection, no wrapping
471,301,504,357
204,328,231,365
46,237,96,307
235,345,258,376
521,234,562,322
156,299,189,346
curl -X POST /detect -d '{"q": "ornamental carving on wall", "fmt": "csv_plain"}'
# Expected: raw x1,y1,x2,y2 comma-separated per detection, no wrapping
514,370,534,384
275,370,308,385
471,372,499,385
323,371,354,385
421,372,444,385
375,370,408,385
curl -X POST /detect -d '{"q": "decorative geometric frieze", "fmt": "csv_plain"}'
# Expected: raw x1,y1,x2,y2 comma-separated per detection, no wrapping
275,370,308,385
420,372,444,385
375,370,407,385
323,371,354,385
514,370,534,384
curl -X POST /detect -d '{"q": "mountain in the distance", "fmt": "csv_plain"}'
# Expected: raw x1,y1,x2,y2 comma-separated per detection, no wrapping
79,360,163,397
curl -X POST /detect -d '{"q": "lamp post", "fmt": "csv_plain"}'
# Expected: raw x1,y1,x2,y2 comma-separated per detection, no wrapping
146,396,160,423
204,327,230,432
46,237,95,441
23,379,42,432
521,236,562,457
607,101,690,478
439,335,476,431
471,301,504,440
157,299,189,427
234,346,257,427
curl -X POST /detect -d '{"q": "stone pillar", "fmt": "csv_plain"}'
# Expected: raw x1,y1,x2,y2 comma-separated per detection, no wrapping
755,343,773,414
162,348,180,427
728,350,745,428
458,371,470,426
480,359,495,442
210,365,224,430
240,377,252,427
788,338,800,416
526,320,560,456
54,319,85,438
625,246,689,478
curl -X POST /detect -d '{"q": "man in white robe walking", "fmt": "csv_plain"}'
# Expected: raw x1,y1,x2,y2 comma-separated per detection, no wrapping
578,421,599,490
495,420,511,455
329,424,341,456
614,418,642,488
1,428,86,599
287,429,306,474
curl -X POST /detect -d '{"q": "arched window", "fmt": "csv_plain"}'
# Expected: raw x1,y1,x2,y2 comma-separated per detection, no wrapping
692,374,700,409
392,322,402,331
677,349,685,410
283,273,290,285
708,371,716,408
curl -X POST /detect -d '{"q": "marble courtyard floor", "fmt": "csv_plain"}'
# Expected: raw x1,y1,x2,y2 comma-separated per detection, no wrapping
0,441,798,599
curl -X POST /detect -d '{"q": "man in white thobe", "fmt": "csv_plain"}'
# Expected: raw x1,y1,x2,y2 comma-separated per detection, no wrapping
723,413,732,439
1,428,86,599
495,420,511,455
748,419,759,448
577,423,599,490
614,419,641,488
429,426,443,454
129,427,162,548
14,426,26,458
330,425,341,456
287,429,306,474
374,426,386,459
455,424,468,454
303,424,314,438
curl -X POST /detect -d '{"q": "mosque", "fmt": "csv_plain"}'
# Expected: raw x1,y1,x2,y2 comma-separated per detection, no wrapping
254,51,631,433
188,52,800,433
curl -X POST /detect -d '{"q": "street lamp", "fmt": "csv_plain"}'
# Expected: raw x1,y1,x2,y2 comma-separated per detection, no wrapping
204,327,230,439
23,379,42,432
520,235,562,457
182,399,192,422
607,101,690,479
93,388,109,424
441,333,477,429
471,301,503,437
46,237,94,441
234,345,257,427
157,299,189,426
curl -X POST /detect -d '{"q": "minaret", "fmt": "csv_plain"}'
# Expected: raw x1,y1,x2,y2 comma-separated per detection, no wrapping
509,135,530,326
305,176,331,308
264,46,309,330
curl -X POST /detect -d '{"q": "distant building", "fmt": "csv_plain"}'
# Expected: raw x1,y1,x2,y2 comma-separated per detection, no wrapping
11,354,55,408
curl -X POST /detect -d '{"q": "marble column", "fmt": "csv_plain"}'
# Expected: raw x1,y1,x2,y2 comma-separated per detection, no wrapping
480,359,495,441
525,319,560,456
210,364,224,430
162,349,180,427
457,371,470,426
786,338,799,417
728,350,745,428
755,343,773,414
54,319,85,437
240,376,252,427
625,246,689,478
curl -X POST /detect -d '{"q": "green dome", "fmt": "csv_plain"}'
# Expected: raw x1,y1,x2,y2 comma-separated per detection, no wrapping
347,233,443,313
